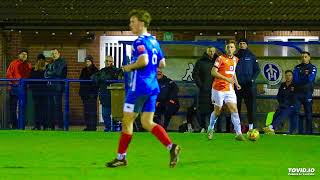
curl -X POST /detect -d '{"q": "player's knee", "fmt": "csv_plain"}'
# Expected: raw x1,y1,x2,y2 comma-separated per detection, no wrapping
229,106,238,113
214,107,222,116
141,121,154,131
122,123,133,132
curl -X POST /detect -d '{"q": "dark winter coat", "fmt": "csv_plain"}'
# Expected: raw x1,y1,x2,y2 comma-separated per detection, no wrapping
29,67,47,96
192,52,218,113
44,57,67,93
157,75,180,105
91,66,122,106
79,65,99,98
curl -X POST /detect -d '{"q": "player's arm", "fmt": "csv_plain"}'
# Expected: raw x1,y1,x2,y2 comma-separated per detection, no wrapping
211,66,233,84
233,73,241,90
122,54,148,72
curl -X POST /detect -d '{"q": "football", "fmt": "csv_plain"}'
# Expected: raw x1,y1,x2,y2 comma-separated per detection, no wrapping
247,129,260,141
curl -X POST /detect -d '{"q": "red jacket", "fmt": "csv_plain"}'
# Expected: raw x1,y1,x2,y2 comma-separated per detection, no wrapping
6,59,32,83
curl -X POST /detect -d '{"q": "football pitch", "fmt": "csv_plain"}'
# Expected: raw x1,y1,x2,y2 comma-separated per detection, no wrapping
0,131,319,180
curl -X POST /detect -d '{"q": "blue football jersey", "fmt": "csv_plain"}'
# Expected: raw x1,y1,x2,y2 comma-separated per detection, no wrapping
128,33,164,95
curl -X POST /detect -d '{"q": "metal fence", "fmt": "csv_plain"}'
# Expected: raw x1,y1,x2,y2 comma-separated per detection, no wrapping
0,78,319,134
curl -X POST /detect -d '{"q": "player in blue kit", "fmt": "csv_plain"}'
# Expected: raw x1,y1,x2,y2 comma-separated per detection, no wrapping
106,9,180,168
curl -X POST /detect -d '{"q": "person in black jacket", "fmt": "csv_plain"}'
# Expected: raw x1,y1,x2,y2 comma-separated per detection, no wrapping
154,69,180,131
235,39,260,131
91,56,122,132
79,55,99,131
192,46,218,132
30,54,47,130
292,51,317,134
44,48,67,130
263,70,299,134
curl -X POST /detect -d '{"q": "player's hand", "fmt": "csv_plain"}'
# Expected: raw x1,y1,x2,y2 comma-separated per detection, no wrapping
156,102,160,107
235,84,241,90
122,66,131,72
169,100,175,104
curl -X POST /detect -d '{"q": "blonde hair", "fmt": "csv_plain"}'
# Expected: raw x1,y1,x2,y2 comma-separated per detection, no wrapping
129,9,152,27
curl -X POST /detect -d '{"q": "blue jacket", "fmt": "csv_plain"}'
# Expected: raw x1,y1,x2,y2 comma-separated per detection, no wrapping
293,62,317,95
235,49,260,85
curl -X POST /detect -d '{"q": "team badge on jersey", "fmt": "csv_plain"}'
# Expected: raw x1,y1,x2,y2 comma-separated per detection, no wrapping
137,45,145,52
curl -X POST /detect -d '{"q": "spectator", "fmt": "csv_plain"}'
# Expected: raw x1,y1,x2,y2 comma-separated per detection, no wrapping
91,55,121,132
79,55,99,131
6,48,32,129
235,38,260,131
30,54,47,130
44,48,67,130
154,68,180,131
192,46,218,132
293,51,317,134
263,70,299,134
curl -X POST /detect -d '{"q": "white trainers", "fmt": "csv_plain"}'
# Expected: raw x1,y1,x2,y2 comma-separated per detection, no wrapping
187,124,194,133
200,128,206,133
207,129,214,140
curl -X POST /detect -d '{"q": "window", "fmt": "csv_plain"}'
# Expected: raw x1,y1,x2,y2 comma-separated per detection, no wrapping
264,36,319,57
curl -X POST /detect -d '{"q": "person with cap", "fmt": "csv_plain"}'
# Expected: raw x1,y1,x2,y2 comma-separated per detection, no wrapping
30,54,48,130
91,55,122,132
292,51,317,134
6,48,32,129
79,55,99,131
235,38,260,131
44,48,67,130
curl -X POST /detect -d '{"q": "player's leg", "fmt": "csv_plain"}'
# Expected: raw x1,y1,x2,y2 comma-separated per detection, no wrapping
207,89,223,140
106,92,139,168
106,111,137,168
140,95,180,168
225,91,245,141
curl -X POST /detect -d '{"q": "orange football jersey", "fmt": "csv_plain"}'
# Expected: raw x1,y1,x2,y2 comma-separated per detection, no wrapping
212,54,239,91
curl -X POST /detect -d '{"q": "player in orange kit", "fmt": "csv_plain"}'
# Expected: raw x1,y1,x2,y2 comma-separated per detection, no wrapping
207,40,245,141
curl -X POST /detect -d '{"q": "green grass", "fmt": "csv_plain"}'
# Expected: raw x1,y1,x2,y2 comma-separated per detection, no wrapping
0,131,319,180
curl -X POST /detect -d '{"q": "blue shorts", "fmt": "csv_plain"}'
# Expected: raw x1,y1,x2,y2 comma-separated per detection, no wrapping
124,91,157,113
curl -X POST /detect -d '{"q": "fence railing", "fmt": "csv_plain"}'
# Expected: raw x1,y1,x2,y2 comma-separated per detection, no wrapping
0,78,319,133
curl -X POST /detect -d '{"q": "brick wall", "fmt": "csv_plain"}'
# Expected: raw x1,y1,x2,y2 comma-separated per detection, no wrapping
2,29,319,125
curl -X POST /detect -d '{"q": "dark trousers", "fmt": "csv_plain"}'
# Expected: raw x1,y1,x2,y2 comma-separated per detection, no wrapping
32,94,48,129
155,102,180,130
9,94,18,129
197,93,213,129
272,105,299,133
296,94,313,134
102,105,111,130
47,92,63,129
82,96,98,130
235,83,256,125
